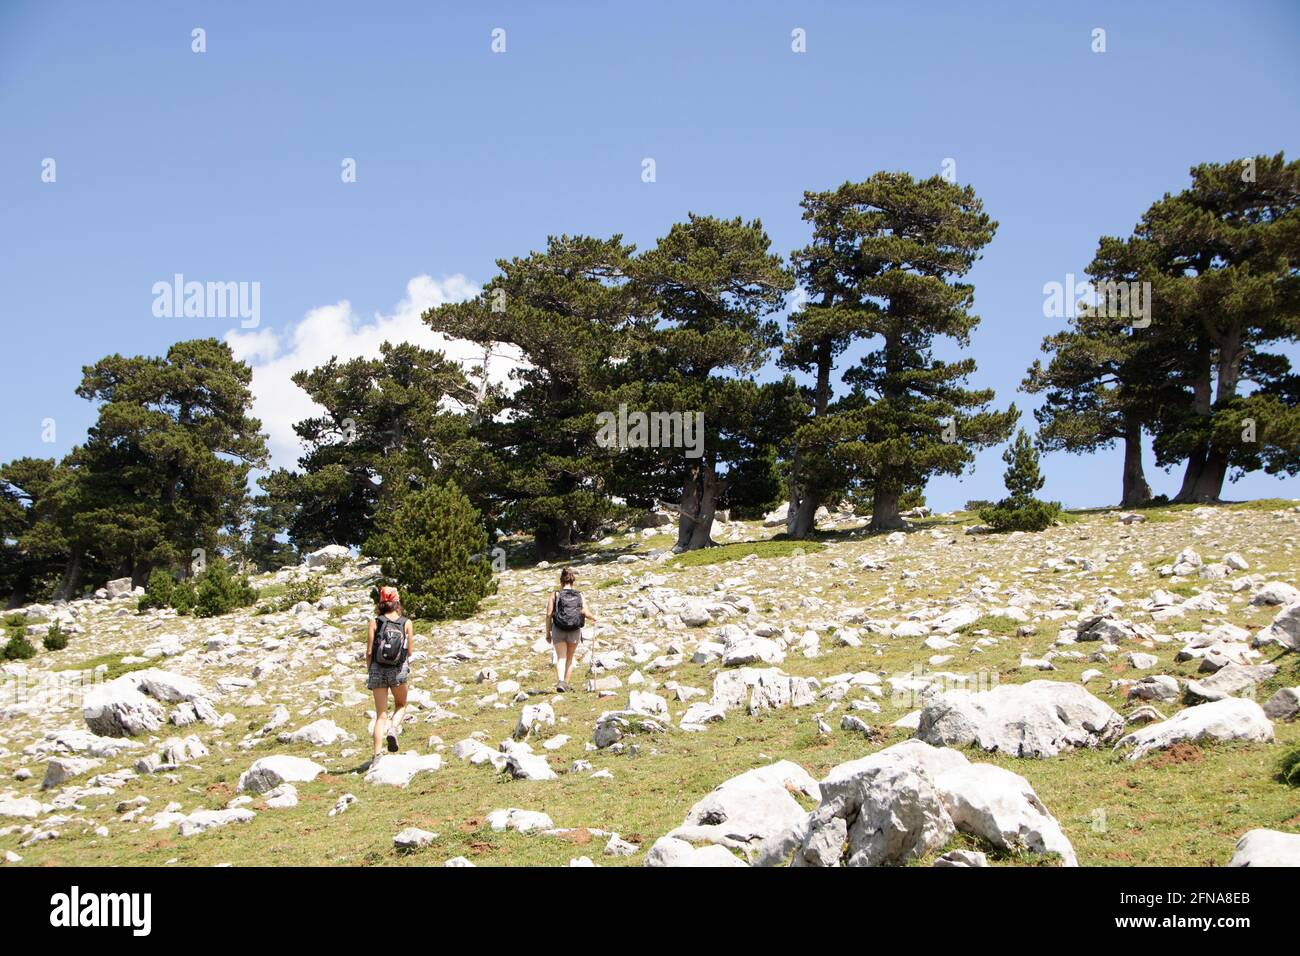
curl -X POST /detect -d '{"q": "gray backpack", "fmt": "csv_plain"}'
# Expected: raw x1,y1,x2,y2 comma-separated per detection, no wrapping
373,616,407,667
552,590,584,631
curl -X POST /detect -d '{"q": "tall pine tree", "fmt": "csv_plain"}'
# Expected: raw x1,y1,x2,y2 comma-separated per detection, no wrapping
794,173,1016,531
627,214,794,551
424,235,637,557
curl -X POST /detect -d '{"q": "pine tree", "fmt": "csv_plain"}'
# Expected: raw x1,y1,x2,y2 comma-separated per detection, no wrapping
1001,429,1045,501
267,342,477,550
794,173,1016,531
1129,154,1300,501
627,214,795,551
30,338,268,599
1024,232,1167,507
424,235,637,557
362,481,497,620
978,428,1062,532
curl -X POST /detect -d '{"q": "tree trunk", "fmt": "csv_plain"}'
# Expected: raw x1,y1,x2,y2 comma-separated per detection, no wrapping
1174,346,1214,503
1184,335,1243,504
1174,444,1207,502
869,483,906,532
675,459,721,551
52,553,83,602
1119,421,1152,508
533,519,573,560
786,492,819,539
1187,448,1229,502
784,335,834,540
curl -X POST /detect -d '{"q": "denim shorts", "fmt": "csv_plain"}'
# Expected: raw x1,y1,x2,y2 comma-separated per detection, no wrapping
367,659,409,689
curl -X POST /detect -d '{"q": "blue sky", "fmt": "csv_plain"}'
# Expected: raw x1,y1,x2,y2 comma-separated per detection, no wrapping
2,0,1298,511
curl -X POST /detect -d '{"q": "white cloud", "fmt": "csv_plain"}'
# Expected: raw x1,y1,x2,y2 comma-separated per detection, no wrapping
226,274,522,471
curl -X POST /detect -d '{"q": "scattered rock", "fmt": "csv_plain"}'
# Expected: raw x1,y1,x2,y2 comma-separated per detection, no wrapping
1115,698,1274,761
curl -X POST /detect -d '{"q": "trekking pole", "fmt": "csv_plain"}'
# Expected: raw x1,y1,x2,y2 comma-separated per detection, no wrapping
585,629,599,679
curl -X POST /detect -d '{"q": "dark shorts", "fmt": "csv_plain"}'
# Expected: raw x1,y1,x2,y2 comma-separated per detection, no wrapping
551,627,582,645
367,659,409,689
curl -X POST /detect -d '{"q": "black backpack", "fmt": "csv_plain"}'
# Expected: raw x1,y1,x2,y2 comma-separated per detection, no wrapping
552,590,584,631
373,616,408,667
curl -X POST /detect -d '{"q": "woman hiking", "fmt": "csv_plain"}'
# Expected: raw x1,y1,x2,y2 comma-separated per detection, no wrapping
546,567,597,692
366,585,414,760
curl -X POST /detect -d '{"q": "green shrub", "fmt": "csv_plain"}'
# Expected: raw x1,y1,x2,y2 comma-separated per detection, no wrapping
2,634,37,660
978,429,1061,532
978,498,1062,532
320,555,348,575
1279,744,1300,787
262,576,326,613
170,580,197,615
42,623,69,651
193,560,259,618
361,481,497,620
138,568,177,611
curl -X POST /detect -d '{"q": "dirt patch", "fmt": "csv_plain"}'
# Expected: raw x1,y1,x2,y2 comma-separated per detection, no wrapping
468,840,496,856
1146,742,1204,767
557,827,593,845
458,817,482,833
205,782,233,797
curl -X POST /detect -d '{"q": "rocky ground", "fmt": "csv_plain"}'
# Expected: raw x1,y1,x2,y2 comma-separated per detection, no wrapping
2,499,1299,868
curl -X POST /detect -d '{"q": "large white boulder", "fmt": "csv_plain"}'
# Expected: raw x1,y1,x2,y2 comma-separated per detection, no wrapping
281,719,354,746
1227,828,1300,866
665,761,819,862
933,763,1077,866
795,740,967,867
1254,601,1300,650
82,676,165,737
787,740,1075,867
237,754,326,794
505,752,557,781
513,702,556,740
645,836,748,867
104,577,135,599
305,545,351,568
1250,582,1300,607
1184,664,1278,703
710,667,815,715
364,753,442,787
133,669,208,703
1115,698,1274,761
915,680,1123,758
487,808,554,833
177,808,255,837
41,756,103,790
0,796,43,820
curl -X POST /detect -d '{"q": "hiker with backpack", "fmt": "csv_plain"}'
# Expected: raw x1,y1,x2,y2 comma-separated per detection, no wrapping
366,585,414,759
546,567,597,692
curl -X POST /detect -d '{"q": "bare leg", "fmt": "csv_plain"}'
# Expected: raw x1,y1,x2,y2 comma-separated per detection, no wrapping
554,640,565,682
372,687,389,756
562,641,578,684
388,683,409,748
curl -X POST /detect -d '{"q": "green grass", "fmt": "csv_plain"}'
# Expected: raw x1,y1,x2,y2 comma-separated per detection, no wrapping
667,539,826,570
52,652,154,682
956,614,1023,637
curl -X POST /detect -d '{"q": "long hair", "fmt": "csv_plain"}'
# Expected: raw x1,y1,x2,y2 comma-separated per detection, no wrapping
559,567,576,587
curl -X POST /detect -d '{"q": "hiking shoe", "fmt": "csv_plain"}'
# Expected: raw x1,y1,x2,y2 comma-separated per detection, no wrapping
557,681,569,693
386,732,399,753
